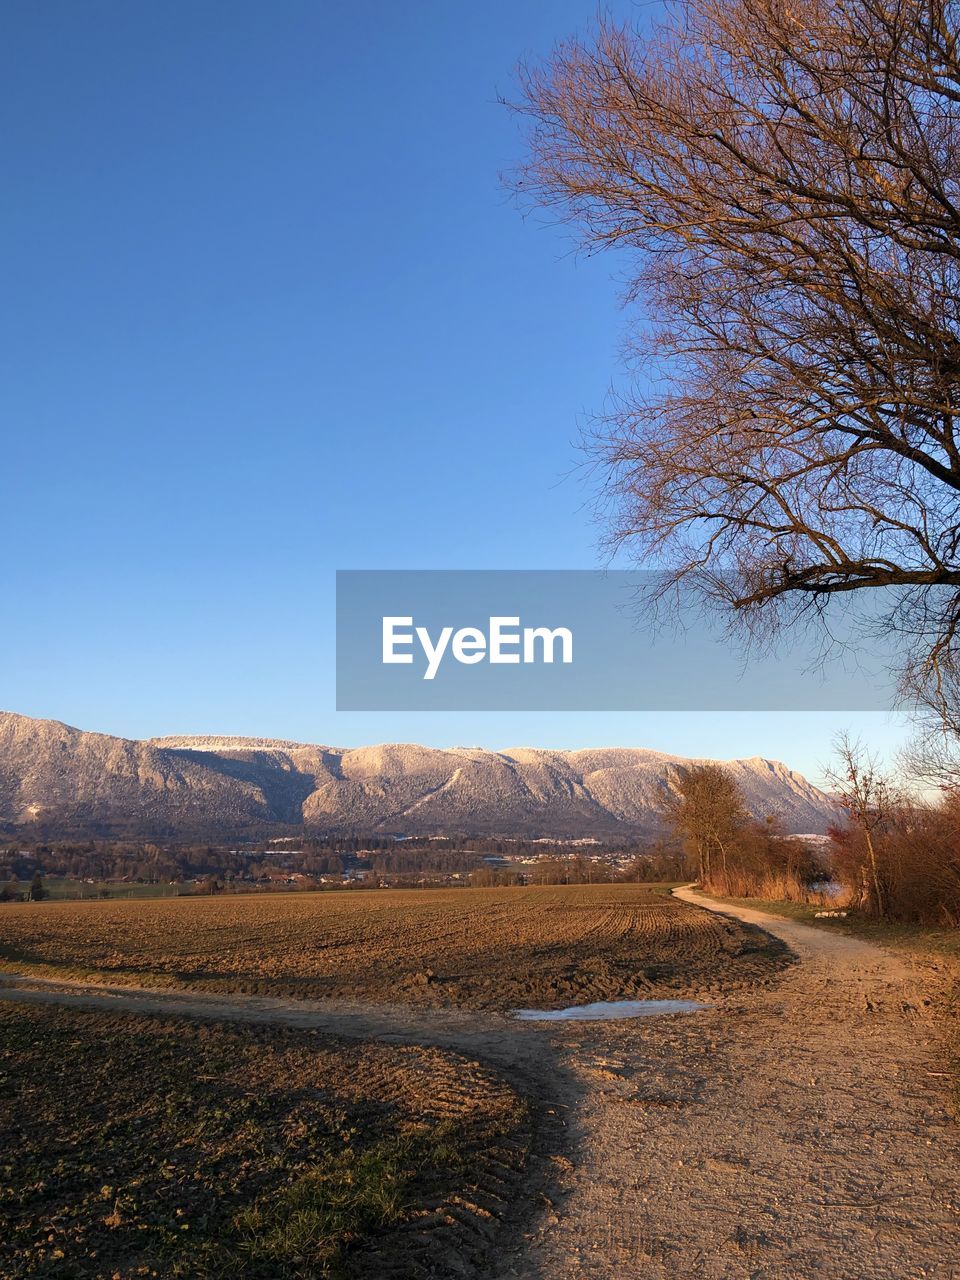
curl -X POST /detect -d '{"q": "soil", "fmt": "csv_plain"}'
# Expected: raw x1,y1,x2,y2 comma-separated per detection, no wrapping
2,887,958,1278
0,885,791,1009
0,1003,537,1279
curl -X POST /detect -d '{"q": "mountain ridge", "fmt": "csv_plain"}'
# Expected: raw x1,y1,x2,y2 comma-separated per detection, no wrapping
0,711,838,839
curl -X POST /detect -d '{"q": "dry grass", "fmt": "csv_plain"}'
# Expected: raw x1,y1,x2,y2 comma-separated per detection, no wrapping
0,885,792,1008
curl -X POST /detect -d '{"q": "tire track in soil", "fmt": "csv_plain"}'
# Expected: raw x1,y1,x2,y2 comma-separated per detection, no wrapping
0,973,579,1279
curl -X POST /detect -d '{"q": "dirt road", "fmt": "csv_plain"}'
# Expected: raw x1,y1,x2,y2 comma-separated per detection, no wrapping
2,888,959,1278
519,887,960,1279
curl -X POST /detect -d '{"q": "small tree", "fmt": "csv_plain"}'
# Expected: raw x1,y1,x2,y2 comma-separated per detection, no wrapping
667,764,748,887
0,879,21,903
825,734,894,918
29,872,47,902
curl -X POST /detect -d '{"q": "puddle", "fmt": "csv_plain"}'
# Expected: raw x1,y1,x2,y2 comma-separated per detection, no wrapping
512,999,708,1022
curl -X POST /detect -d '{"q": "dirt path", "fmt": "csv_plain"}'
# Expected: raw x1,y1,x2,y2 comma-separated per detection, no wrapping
2,889,959,1278
518,887,960,1279
0,970,558,1092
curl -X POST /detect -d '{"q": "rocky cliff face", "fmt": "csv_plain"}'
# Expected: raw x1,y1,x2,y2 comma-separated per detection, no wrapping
0,711,837,838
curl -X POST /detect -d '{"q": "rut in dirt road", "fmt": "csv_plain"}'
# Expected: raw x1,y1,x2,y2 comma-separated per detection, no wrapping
518,887,960,1280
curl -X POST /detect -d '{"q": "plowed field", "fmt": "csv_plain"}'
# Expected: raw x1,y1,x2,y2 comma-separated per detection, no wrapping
0,885,790,1008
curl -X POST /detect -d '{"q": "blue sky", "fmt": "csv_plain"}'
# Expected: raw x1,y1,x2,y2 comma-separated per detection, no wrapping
0,0,907,784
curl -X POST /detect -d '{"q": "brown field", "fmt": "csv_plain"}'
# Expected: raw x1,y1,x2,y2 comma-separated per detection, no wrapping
0,884,791,1008
0,1001,532,1279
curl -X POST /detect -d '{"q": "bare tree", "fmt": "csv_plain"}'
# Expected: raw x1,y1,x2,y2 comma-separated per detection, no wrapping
902,729,960,789
899,657,960,786
825,733,894,916
667,763,748,885
514,0,960,704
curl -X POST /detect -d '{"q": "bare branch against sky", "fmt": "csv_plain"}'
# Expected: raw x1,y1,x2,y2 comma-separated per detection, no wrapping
514,0,960,712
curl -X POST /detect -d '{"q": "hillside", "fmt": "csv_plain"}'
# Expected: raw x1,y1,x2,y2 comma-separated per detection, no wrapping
0,711,837,838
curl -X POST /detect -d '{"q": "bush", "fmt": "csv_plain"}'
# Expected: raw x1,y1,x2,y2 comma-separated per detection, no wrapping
829,797,960,927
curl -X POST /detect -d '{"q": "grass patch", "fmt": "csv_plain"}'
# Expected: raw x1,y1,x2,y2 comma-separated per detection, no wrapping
704,891,960,963
229,1124,462,1275
6,878,183,901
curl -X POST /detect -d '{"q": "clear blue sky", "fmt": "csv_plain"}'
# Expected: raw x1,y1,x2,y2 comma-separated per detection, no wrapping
0,0,907,784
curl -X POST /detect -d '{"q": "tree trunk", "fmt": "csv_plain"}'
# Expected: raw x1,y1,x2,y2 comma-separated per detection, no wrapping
863,829,886,919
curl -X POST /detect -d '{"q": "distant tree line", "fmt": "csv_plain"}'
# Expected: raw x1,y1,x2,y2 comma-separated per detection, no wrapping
0,832,665,889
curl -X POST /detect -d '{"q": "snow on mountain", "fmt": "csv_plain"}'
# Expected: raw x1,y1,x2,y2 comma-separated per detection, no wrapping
0,711,838,838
